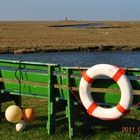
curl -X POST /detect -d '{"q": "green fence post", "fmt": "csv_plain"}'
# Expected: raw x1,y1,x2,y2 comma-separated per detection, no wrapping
13,95,21,107
0,92,1,122
65,68,75,139
47,65,56,135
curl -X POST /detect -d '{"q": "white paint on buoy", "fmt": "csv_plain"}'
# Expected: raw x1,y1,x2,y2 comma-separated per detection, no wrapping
16,120,26,131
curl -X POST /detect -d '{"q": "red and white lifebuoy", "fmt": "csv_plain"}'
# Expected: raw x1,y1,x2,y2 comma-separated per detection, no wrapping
79,64,133,120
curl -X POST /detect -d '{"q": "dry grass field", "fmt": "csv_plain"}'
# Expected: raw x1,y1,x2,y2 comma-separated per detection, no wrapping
0,21,140,53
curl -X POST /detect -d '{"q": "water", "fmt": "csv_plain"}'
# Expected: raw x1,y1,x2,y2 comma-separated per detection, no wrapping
60,23,105,28
0,51,140,68
52,23,108,29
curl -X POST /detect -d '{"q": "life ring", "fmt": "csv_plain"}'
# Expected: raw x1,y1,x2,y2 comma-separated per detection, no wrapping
79,64,133,120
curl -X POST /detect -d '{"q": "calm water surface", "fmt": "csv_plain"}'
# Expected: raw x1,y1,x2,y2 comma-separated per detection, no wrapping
0,51,140,68
60,23,106,28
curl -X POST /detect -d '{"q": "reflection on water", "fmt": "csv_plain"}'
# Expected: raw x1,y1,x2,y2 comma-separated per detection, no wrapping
0,51,140,68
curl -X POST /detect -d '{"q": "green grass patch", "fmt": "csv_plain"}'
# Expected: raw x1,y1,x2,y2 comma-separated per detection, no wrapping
1,97,140,140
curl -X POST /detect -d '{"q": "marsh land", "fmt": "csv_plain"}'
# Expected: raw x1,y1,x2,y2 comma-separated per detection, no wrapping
0,21,140,53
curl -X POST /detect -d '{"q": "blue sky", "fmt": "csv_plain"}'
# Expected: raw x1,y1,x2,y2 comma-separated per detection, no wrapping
0,0,140,21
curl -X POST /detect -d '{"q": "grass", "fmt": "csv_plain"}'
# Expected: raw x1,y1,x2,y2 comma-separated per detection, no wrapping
1,97,140,140
0,20,140,139
0,21,140,53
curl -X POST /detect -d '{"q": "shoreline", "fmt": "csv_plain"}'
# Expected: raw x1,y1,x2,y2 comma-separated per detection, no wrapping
0,45,139,54
0,21,140,54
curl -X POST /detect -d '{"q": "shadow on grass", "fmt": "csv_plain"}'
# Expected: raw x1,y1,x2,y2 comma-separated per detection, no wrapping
24,116,47,131
73,113,140,138
25,112,140,138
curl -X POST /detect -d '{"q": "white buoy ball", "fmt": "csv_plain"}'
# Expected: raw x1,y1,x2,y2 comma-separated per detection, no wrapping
16,120,26,131
5,105,22,123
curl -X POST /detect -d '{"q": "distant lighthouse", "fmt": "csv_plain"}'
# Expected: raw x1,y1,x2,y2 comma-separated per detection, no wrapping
65,17,68,21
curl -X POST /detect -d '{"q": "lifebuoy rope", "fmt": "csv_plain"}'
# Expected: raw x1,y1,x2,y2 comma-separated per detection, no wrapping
66,85,83,106
116,104,130,114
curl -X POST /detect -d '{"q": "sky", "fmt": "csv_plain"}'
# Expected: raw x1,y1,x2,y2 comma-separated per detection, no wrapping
0,0,140,21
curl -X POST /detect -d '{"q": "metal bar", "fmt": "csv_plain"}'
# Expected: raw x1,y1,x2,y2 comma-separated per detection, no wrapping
0,78,48,86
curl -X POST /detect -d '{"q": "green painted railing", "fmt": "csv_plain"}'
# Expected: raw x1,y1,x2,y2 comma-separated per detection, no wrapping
0,59,140,138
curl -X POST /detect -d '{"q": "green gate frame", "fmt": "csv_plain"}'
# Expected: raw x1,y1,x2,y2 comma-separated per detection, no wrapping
0,59,140,138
